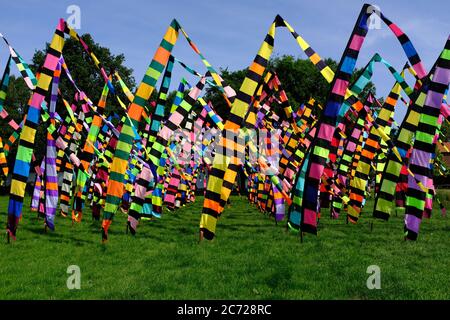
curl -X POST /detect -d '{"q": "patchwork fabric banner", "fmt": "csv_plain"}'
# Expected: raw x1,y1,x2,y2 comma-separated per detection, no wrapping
0,3,448,245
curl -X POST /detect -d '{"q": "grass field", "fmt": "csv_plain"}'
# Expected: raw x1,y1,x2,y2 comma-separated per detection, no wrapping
0,194,449,300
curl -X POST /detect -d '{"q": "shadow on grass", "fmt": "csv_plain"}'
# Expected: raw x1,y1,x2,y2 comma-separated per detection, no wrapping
24,226,96,245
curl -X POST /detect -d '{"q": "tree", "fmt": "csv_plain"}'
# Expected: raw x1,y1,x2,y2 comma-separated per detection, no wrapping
204,55,376,120
440,118,450,142
1,75,33,169
434,120,450,179
1,33,137,164
268,56,338,108
204,68,246,120
31,33,136,118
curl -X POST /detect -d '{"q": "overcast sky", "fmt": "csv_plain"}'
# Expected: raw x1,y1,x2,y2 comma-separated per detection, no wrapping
1,0,449,122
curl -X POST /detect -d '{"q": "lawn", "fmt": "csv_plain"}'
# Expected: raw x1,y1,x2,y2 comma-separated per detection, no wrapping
0,194,449,300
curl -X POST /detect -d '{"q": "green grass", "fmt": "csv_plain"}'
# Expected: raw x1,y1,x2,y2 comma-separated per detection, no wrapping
0,194,449,300
436,189,450,202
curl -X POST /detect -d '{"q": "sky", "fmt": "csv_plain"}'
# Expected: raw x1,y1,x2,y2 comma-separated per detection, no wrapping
0,0,449,122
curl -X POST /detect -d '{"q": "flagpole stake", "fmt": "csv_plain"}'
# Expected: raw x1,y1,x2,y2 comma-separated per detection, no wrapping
101,228,108,244
198,230,204,243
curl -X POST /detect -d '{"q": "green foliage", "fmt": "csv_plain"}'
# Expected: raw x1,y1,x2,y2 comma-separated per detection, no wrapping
268,56,337,108
434,151,444,176
0,33,136,164
1,50,379,167
440,119,450,141
433,122,450,177
204,55,376,120
204,68,247,119
435,189,450,201
31,34,136,117
1,75,30,166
